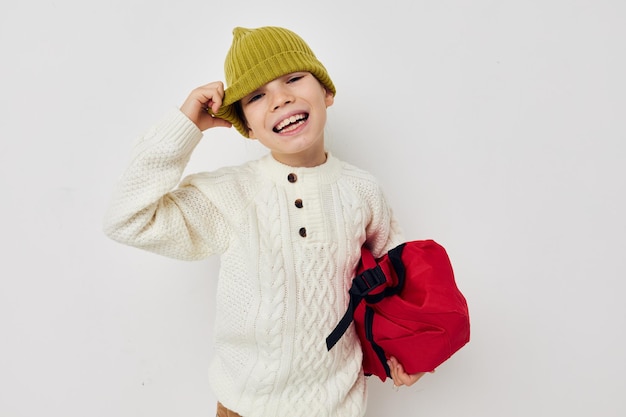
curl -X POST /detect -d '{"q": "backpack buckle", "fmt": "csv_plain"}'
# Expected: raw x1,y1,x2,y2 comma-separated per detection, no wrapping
350,266,387,297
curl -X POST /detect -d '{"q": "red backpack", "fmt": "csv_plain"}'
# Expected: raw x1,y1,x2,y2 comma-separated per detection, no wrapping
326,240,470,381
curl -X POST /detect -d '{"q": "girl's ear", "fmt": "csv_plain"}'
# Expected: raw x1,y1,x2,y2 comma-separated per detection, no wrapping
324,88,335,108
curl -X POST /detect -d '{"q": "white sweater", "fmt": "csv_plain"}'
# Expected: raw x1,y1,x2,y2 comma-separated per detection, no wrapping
104,109,403,417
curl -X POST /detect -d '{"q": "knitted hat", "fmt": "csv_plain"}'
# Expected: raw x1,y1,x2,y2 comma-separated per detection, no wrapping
214,26,336,137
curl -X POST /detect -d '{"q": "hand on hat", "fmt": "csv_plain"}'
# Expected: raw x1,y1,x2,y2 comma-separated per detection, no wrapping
387,356,434,388
180,81,233,131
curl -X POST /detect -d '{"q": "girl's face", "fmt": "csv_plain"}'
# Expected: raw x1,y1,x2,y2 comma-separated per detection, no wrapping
240,72,334,167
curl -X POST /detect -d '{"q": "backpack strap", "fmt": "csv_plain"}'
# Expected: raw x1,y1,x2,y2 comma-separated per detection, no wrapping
326,260,387,350
364,305,392,378
325,243,407,351
385,243,407,297
362,243,407,303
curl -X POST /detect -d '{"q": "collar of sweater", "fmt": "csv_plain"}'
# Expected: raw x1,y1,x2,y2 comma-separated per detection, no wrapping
258,152,343,185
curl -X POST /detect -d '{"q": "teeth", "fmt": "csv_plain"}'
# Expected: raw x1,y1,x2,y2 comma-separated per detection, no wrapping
276,114,305,131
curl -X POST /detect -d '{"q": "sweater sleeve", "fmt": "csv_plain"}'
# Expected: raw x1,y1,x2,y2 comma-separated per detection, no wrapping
365,184,405,258
103,109,230,260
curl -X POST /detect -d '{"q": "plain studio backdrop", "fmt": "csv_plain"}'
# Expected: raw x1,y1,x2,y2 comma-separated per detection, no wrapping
1,1,625,416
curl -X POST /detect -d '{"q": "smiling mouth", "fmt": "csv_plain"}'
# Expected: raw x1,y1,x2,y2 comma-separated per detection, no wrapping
273,113,309,133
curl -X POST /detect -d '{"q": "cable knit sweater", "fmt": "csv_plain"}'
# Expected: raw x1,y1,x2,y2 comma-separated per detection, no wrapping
103,109,403,417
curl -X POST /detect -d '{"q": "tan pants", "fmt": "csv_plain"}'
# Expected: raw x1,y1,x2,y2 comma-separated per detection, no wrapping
216,402,243,417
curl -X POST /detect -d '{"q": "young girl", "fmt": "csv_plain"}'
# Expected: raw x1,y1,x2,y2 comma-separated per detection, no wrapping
104,26,425,417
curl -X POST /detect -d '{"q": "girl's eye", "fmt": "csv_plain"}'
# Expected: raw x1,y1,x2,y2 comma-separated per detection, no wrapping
247,93,263,103
288,75,304,83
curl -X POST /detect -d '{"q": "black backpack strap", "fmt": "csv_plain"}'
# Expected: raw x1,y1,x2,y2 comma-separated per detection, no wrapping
385,243,406,296
326,265,387,350
364,305,392,378
359,243,407,304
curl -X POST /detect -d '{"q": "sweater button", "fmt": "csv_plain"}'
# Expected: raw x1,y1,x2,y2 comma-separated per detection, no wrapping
287,173,297,183
299,227,307,237
294,199,303,208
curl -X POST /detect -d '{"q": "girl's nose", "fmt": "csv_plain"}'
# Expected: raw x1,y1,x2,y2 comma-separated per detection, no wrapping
271,87,294,111
273,99,292,111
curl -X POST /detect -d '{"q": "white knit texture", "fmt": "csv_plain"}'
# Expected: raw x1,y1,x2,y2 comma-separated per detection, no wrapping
103,109,403,417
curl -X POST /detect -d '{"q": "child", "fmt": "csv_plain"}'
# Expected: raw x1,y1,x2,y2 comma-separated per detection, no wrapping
104,26,425,417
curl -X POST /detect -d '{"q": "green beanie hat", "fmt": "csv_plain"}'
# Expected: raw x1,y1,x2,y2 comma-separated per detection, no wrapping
214,26,336,137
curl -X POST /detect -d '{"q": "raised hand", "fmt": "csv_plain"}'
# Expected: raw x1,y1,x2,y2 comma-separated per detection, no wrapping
180,81,233,131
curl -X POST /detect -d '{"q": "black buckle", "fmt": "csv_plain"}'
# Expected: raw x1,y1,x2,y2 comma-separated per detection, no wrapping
350,266,387,297
327,265,388,351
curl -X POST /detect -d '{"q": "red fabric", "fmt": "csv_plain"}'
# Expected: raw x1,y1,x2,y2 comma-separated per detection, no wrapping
354,240,470,381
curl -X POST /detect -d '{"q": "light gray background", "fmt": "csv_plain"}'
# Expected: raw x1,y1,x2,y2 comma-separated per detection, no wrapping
1,1,625,416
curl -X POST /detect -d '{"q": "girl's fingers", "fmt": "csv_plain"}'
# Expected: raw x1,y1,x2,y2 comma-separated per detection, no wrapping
388,356,431,387
388,357,401,386
186,84,223,112
180,81,232,130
